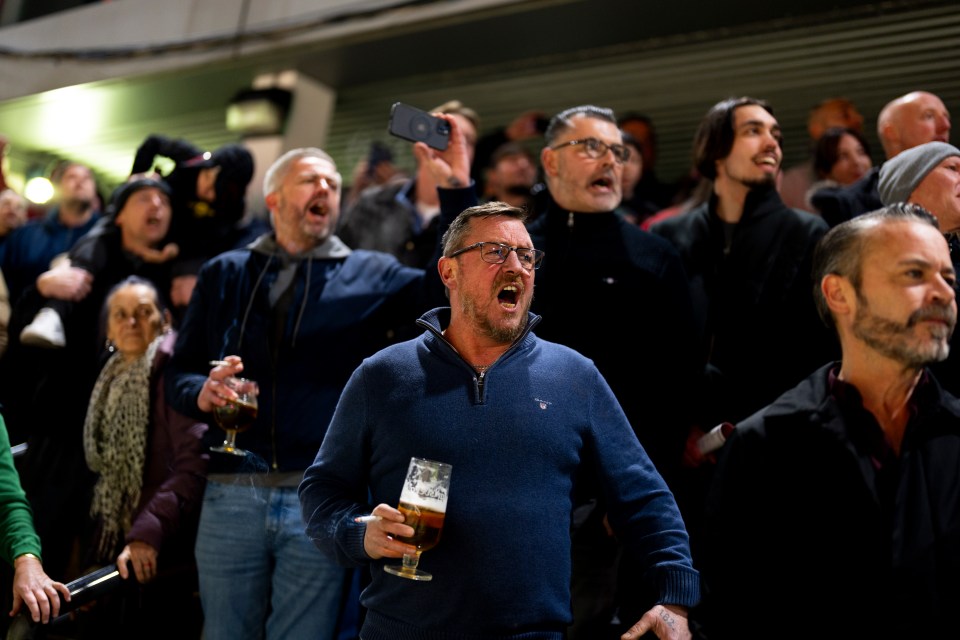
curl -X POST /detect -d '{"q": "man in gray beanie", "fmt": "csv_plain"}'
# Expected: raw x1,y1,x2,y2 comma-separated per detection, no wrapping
878,140,960,395
879,140,960,233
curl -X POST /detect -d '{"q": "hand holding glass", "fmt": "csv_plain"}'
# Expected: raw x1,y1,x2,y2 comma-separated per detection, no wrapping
211,376,259,456
384,457,452,582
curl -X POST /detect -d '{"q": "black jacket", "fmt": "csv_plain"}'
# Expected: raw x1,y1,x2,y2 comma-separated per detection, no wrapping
810,166,882,227
703,364,960,639
525,196,702,482
651,187,837,428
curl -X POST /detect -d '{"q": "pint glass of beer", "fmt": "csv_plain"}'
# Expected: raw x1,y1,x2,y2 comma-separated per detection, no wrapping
383,457,452,581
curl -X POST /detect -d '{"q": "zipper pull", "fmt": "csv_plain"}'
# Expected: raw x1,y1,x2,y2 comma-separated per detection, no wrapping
567,211,574,228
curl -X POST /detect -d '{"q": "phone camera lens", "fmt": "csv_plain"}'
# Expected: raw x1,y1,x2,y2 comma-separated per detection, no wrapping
411,115,431,140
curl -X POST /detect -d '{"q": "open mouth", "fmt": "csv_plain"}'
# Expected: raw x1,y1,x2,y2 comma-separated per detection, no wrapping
308,202,328,217
497,284,519,309
589,175,615,191
755,155,779,168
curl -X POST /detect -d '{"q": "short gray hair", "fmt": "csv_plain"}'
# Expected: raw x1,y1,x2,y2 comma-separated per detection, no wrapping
441,201,529,257
262,148,339,198
812,202,940,329
544,105,618,146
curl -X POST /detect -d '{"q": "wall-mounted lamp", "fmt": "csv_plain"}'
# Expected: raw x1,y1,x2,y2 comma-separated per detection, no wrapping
225,88,293,136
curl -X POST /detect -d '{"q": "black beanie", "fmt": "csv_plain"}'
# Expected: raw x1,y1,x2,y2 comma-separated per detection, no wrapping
108,177,172,218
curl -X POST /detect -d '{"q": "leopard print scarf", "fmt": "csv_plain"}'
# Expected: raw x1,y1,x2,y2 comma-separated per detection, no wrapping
83,335,161,561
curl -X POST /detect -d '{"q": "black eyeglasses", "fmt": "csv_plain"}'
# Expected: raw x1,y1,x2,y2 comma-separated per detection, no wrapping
550,137,631,163
448,242,545,270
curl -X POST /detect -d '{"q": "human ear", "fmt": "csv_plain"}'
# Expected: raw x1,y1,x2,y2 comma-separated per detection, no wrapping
540,147,558,178
438,256,458,290
822,274,853,316
264,191,279,213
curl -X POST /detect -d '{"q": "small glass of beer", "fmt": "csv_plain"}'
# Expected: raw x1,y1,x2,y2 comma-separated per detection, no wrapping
384,457,452,582
211,376,259,456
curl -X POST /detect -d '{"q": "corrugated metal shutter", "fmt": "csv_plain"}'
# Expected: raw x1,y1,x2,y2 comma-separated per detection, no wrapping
324,2,960,187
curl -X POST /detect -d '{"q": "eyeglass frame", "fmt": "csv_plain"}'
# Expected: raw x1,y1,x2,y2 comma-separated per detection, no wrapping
549,137,631,163
447,241,545,270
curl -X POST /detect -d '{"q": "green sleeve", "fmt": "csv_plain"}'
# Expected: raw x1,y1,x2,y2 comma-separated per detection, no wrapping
0,415,41,564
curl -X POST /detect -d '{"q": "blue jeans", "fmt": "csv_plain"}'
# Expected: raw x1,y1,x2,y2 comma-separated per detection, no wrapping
195,480,349,640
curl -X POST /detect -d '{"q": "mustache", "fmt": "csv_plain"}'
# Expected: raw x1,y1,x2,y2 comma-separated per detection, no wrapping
907,304,957,329
497,275,525,290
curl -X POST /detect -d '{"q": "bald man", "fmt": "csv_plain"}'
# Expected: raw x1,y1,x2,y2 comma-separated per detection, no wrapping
812,90,952,226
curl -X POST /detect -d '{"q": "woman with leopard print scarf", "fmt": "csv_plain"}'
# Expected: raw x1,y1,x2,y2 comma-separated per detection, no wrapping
81,276,208,635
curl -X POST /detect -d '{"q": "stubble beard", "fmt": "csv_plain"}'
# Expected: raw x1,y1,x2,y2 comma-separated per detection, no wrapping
740,173,777,192
852,294,955,367
62,195,94,212
458,291,530,345
277,196,332,248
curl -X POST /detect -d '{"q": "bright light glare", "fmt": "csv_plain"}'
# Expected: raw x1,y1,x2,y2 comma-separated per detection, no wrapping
38,85,105,147
24,177,54,204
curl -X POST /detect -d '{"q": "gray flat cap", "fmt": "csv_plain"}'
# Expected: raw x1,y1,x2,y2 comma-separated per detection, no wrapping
878,141,960,205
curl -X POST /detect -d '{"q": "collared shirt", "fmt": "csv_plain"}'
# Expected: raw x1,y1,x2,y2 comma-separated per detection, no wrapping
826,365,931,519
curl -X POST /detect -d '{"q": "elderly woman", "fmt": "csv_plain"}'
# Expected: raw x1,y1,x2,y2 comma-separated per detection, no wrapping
82,276,207,632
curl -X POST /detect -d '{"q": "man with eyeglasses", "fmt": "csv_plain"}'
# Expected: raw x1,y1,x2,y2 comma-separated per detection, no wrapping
538,106,706,640
422,104,703,638
300,200,700,640
537,105,700,484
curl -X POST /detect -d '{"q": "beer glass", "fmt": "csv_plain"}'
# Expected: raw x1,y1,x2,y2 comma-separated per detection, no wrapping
211,376,259,456
384,457,452,582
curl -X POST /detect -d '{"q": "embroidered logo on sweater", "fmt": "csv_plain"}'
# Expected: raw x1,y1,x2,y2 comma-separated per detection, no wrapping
535,398,551,410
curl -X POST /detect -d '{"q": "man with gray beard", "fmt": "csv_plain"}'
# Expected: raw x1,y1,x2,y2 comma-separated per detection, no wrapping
702,204,960,640
877,141,960,394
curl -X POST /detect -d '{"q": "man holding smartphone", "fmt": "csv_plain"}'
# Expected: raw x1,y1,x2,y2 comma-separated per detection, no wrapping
338,100,479,269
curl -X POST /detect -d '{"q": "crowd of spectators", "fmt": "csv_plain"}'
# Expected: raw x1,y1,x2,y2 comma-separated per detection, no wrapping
0,86,955,639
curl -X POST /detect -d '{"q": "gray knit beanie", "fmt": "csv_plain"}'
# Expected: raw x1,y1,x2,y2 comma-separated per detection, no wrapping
878,141,960,205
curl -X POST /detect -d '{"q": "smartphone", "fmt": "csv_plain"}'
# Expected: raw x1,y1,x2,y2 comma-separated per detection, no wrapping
365,141,393,178
388,102,450,151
